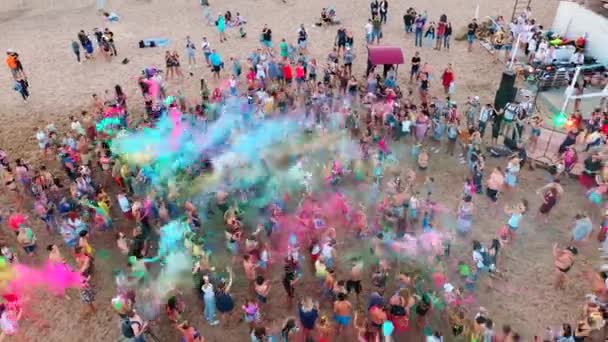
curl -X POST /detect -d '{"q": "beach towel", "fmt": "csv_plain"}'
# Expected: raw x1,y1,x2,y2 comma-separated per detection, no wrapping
140,38,170,48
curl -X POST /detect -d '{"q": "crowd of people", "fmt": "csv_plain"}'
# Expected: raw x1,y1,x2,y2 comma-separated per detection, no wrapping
2,1,608,342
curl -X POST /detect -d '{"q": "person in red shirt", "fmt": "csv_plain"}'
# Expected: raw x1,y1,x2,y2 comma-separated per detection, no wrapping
246,67,256,90
435,20,447,50
575,36,586,50
441,63,455,94
283,63,293,85
295,63,305,91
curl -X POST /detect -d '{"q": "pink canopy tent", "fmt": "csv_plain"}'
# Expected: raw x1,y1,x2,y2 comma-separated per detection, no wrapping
367,46,405,66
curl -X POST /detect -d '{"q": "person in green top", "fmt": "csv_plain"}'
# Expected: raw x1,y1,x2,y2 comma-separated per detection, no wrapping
372,15,382,44
217,14,227,42
279,38,289,60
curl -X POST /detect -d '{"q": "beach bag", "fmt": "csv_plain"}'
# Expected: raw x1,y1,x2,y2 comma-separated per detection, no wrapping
121,318,140,338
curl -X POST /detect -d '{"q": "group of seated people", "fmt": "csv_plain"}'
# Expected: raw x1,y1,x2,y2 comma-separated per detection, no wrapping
224,10,246,27
316,7,338,26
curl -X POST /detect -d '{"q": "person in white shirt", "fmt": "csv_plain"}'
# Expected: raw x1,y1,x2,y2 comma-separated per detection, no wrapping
472,240,488,269
520,95,534,116
201,37,211,66
508,20,517,37
229,75,238,96
570,50,584,66
35,127,49,150
365,20,373,43
321,240,335,268
523,6,532,21
538,38,548,52
69,115,85,136
255,62,266,80
478,103,494,138
426,332,443,342
544,46,556,65
526,35,537,63
501,102,519,139
533,47,546,65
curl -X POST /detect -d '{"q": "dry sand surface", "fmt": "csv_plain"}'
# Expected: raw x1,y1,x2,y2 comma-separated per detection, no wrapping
1,0,600,341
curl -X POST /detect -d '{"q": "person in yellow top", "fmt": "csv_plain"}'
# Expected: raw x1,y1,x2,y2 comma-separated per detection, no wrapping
0,257,15,293
97,189,111,216
78,230,95,256
120,163,132,192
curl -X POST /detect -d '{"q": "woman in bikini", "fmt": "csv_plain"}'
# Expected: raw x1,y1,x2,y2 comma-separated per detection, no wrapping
553,243,578,290
388,289,414,333
3,166,23,211
165,50,175,80
171,51,184,78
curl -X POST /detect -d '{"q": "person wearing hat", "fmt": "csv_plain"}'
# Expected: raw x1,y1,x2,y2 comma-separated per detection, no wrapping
553,243,578,290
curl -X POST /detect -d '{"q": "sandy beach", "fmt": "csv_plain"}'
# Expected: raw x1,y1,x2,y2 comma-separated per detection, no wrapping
3,0,598,341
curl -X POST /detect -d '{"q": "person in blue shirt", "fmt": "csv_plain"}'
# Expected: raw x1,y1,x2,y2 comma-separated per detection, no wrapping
209,49,222,79
414,14,426,47
505,199,528,241
230,57,241,77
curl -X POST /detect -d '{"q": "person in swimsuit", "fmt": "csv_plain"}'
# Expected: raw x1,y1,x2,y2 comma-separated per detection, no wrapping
346,259,363,303
3,166,23,211
215,267,235,324
486,167,504,204
527,115,543,153
254,275,270,307
553,243,577,290
504,199,528,241
333,293,352,335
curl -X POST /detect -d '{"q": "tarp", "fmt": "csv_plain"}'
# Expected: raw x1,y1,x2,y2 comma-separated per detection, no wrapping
367,46,404,65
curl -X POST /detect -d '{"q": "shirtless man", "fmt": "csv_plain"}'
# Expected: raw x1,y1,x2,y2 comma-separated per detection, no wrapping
47,244,67,264
243,254,257,295
553,243,577,290
254,275,270,309
346,258,363,303
486,167,505,214
91,93,105,116
333,293,352,335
